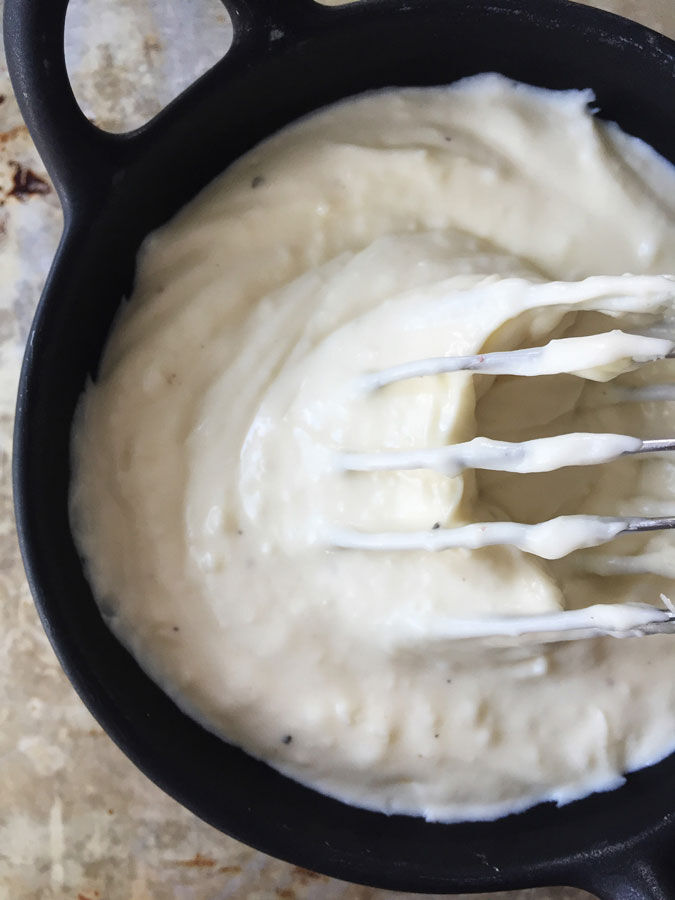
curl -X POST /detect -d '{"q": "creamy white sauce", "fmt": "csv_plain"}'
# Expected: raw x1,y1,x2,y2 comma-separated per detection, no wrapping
70,75,675,822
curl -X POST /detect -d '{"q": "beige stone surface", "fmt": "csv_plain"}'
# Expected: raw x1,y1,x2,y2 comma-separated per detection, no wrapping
0,1,672,898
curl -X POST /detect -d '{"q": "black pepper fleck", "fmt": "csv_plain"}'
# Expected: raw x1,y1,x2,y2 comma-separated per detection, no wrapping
432,522,441,530
251,175,265,189
282,734,293,745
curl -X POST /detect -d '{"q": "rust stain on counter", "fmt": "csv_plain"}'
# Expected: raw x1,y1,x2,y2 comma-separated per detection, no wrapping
292,865,326,883
7,161,50,200
173,852,217,868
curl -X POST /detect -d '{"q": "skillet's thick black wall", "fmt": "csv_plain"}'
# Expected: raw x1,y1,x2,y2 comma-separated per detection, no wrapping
5,0,675,895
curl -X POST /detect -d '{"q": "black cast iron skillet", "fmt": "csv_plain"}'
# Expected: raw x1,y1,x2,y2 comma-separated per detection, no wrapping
5,0,675,895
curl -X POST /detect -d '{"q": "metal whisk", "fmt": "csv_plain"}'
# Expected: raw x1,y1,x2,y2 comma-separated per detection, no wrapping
330,328,675,641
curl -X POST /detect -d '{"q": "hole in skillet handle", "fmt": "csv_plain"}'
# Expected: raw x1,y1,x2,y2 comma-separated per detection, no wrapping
64,0,233,134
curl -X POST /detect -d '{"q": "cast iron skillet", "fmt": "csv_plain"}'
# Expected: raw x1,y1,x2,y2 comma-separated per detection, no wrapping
4,0,675,895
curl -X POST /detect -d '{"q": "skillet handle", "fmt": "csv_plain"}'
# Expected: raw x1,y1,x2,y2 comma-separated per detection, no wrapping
224,0,324,40
2,0,122,210
3,0,326,210
585,852,675,900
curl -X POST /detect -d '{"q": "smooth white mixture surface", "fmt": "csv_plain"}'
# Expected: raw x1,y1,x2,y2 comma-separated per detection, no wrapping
70,75,675,821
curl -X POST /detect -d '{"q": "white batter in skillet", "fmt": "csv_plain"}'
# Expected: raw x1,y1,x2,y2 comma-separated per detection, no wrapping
70,74,675,821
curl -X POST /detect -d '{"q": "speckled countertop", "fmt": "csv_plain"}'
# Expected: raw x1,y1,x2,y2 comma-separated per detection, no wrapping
0,2,673,898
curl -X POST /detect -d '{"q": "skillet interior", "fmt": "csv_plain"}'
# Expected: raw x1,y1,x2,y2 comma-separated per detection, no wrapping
7,0,675,894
